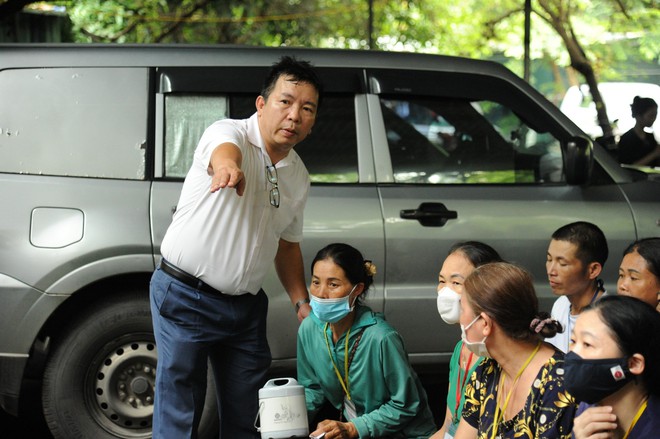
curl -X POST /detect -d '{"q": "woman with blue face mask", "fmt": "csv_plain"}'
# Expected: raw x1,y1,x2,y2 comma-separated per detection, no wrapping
297,243,436,439
453,262,575,439
569,295,660,438
430,241,502,439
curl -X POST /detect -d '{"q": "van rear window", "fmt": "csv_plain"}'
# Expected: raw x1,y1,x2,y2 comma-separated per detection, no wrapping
0,68,148,179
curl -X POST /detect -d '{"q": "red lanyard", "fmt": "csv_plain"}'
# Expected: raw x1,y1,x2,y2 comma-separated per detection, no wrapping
453,346,474,418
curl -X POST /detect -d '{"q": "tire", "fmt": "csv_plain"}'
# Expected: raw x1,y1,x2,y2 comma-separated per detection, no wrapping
42,291,218,439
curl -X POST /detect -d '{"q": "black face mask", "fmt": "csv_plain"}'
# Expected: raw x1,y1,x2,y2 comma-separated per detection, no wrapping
563,351,632,404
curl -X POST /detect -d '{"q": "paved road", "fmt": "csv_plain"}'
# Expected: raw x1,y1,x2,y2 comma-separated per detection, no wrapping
0,408,53,438
0,373,447,438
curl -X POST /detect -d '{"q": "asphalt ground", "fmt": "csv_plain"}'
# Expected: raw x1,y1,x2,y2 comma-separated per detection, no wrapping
0,373,447,438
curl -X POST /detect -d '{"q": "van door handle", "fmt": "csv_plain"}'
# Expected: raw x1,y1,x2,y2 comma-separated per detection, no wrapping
400,202,457,227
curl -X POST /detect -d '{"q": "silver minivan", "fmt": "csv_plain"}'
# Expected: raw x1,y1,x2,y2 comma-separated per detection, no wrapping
1,44,658,439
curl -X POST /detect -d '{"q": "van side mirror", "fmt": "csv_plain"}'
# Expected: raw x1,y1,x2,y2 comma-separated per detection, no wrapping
562,136,592,185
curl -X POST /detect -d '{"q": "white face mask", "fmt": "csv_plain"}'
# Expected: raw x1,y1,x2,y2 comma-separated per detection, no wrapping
436,286,461,324
460,314,489,357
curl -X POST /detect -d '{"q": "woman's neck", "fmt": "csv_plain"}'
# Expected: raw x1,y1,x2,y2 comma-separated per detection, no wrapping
330,311,357,343
633,123,648,140
492,337,541,379
600,383,649,438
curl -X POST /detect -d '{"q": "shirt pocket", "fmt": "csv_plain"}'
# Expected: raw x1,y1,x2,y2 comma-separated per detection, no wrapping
270,194,302,236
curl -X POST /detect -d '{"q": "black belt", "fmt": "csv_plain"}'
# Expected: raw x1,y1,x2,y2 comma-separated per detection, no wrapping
160,258,225,296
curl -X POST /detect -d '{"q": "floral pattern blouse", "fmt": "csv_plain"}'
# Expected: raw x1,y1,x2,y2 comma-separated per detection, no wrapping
461,349,576,439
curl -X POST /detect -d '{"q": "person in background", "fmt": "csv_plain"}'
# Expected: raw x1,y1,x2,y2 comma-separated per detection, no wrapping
430,241,503,439
568,295,660,438
617,237,660,312
297,243,436,439
453,262,575,439
545,221,608,353
149,56,321,438
617,96,660,167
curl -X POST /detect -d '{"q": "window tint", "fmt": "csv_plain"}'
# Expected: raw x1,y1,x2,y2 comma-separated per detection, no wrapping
0,68,148,179
164,94,358,183
164,94,228,179
381,97,564,184
296,95,358,183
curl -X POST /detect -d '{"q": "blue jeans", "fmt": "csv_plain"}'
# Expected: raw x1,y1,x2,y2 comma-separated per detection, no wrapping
150,267,271,439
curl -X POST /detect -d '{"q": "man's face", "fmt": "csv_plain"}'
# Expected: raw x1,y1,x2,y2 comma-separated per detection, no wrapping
546,239,592,297
256,75,318,161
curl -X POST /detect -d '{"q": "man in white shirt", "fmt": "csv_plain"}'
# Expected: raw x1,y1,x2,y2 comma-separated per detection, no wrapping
545,221,608,352
150,56,322,438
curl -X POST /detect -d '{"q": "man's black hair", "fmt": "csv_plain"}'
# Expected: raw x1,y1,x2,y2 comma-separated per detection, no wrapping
261,56,323,108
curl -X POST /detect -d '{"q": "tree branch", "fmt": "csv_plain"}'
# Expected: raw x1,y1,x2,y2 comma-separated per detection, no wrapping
613,0,630,19
155,0,214,43
79,16,143,42
483,7,523,39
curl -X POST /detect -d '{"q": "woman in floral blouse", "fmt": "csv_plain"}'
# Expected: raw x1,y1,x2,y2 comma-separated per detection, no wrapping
453,262,576,439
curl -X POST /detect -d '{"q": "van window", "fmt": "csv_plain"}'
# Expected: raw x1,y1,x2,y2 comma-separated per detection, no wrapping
163,94,358,183
0,68,148,179
296,94,358,183
164,94,229,179
381,97,564,184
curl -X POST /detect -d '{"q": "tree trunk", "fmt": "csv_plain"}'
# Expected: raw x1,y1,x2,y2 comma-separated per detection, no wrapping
537,0,616,151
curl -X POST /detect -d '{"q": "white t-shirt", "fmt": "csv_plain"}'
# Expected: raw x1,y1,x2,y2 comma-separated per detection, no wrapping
545,290,608,353
161,113,310,295
545,296,572,353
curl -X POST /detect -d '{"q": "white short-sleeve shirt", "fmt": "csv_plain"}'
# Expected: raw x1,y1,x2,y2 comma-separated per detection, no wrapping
545,290,608,353
160,113,310,295
545,296,572,353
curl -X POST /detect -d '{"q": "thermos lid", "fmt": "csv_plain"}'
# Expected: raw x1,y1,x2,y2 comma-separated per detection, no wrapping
259,377,305,398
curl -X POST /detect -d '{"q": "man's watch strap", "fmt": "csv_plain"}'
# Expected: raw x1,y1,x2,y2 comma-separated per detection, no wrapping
295,298,310,312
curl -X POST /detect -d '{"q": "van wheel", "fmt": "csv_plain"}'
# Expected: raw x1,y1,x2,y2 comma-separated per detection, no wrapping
42,291,218,439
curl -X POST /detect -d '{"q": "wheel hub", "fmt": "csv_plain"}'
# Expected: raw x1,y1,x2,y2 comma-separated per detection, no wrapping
94,341,157,429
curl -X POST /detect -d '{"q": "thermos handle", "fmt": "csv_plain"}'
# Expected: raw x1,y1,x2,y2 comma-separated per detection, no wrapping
264,377,295,388
254,401,265,432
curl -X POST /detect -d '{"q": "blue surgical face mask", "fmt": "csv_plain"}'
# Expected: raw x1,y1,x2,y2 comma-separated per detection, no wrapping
310,285,358,323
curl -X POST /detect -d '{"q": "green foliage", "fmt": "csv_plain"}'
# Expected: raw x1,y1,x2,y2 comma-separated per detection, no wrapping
26,0,659,86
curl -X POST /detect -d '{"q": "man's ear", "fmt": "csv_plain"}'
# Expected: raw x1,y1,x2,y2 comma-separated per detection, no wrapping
629,353,645,376
255,95,265,115
587,262,603,280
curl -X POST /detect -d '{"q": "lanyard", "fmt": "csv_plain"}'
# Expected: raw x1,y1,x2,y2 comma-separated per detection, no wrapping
324,323,364,401
453,344,475,422
491,342,541,439
623,398,648,439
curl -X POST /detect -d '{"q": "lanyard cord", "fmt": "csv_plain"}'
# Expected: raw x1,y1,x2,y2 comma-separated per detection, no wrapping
453,344,475,422
491,342,542,439
323,323,364,401
623,398,648,439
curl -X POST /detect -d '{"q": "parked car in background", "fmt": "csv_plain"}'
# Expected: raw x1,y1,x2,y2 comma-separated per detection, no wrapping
560,81,660,143
1,45,658,439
